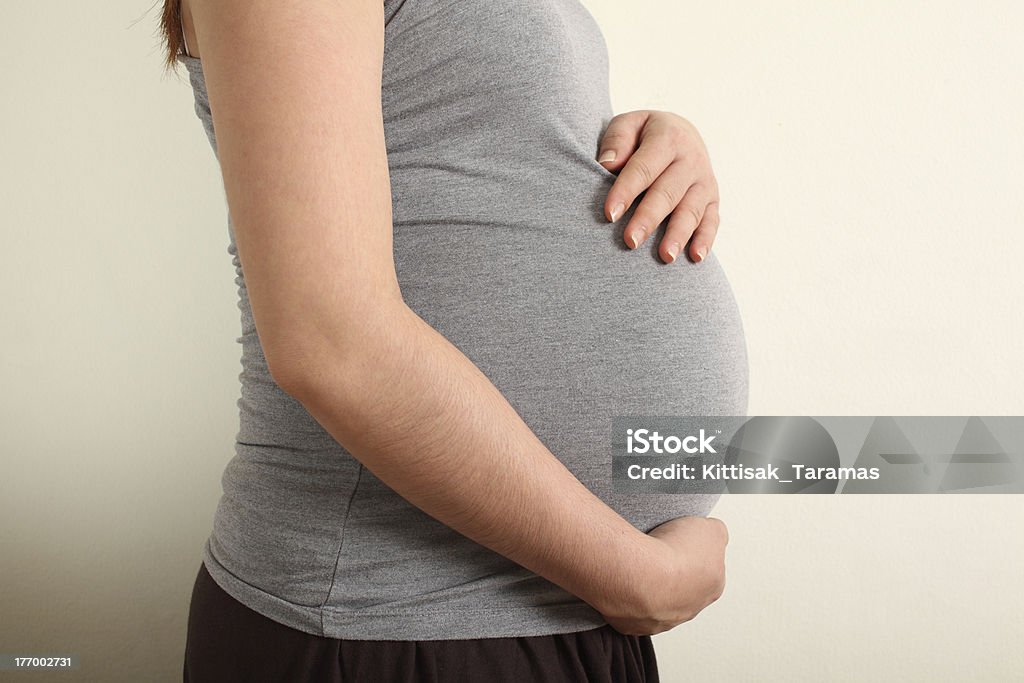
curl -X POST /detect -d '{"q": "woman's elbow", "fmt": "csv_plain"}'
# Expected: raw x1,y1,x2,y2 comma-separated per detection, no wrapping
263,294,410,399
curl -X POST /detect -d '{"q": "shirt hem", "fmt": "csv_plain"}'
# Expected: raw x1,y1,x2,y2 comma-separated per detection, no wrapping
201,538,610,641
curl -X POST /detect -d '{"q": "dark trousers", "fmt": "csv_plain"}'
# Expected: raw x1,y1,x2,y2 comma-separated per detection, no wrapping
183,562,660,682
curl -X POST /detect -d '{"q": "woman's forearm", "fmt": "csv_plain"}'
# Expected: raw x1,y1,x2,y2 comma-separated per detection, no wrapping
275,298,666,620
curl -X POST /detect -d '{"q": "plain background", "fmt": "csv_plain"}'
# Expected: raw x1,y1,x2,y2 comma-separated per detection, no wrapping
1,0,1022,680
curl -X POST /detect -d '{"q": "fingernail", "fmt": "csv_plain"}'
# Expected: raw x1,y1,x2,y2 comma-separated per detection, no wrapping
695,246,708,262
666,242,679,263
598,149,617,164
610,201,625,222
629,228,644,249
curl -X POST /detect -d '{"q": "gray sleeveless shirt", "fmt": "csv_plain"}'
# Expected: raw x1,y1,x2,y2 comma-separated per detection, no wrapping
178,0,748,640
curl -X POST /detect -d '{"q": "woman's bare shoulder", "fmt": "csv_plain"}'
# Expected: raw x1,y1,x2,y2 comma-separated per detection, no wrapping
181,0,200,59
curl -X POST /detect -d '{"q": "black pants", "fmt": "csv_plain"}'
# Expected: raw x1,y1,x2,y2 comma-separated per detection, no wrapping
183,562,659,682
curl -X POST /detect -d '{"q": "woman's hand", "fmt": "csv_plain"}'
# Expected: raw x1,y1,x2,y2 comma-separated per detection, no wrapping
597,110,720,265
599,515,729,636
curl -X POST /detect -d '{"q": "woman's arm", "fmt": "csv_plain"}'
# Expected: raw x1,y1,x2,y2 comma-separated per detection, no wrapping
187,0,724,633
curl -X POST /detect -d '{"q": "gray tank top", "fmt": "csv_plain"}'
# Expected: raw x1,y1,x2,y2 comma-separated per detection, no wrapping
178,0,748,640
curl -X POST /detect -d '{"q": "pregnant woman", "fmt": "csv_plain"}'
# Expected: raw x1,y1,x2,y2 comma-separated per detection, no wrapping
165,0,748,680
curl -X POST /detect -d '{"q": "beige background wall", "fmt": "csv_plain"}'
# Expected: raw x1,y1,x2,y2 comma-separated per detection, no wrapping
1,1,1021,680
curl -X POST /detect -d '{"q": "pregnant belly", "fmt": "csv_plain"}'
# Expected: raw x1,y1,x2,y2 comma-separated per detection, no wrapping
392,185,749,532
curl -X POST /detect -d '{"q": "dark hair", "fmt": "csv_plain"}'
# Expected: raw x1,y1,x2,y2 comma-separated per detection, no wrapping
158,0,186,72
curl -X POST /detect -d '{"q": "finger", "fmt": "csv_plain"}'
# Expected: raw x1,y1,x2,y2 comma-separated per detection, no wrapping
620,162,697,250
687,201,720,263
596,110,651,172
658,185,714,263
605,141,677,224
